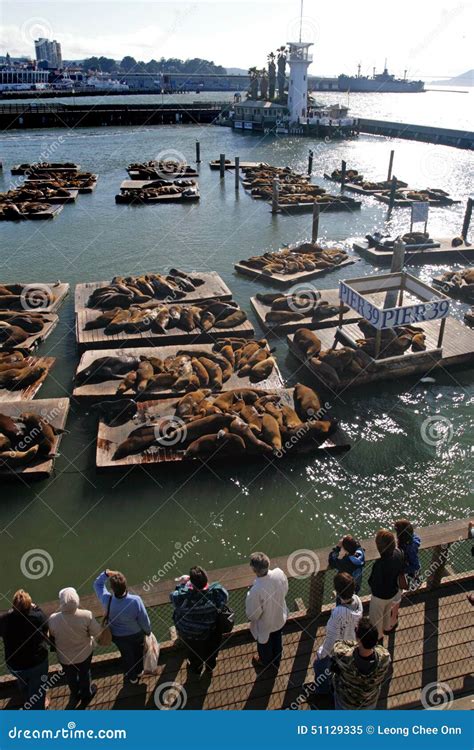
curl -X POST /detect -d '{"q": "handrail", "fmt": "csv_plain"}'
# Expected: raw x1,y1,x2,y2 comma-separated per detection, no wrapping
5,518,469,619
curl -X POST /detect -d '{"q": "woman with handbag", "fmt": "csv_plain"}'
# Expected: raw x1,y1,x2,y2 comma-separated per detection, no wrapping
170,566,229,676
368,530,405,641
48,587,102,706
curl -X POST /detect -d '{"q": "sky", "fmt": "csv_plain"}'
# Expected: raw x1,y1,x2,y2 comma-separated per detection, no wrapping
1,0,472,78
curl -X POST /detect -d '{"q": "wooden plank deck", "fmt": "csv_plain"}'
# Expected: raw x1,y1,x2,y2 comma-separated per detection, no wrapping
0,205,63,221
73,343,284,401
275,199,362,214
210,161,269,170
0,282,69,314
250,289,360,334
0,397,69,480
128,167,199,180
76,310,254,351
96,388,350,471
75,272,232,312
235,257,356,288
288,315,474,391
354,238,474,265
0,314,59,353
0,356,55,401
120,179,198,191
115,192,200,205
374,193,461,208
0,577,471,710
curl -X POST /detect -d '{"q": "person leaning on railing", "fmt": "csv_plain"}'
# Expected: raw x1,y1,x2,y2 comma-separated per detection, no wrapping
93,569,151,686
368,530,405,640
327,535,366,594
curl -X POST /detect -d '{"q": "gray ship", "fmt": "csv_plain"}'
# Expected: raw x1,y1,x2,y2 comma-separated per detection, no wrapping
338,64,425,93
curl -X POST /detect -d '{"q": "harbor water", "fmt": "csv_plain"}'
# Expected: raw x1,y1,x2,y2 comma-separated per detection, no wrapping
0,123,473,605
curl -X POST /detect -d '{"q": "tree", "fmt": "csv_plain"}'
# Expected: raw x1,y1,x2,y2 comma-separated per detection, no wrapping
120,56,138,72
248,66,259,99
260,68,268,99
277,46,287,100
267,52,276,99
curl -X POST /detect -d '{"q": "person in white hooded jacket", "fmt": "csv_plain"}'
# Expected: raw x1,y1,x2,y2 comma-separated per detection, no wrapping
48,588,102,706
313,572,363,694
245,552,288,669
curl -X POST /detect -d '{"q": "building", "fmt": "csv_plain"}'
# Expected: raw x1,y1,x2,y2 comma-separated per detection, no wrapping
232,100,288,130
34,38,62,69
287,41,313,123
0,67,49,90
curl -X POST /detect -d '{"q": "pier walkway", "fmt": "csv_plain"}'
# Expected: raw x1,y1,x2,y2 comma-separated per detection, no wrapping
1,519,472,711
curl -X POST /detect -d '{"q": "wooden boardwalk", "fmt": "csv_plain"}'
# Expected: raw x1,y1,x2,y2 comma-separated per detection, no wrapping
1,576,472,711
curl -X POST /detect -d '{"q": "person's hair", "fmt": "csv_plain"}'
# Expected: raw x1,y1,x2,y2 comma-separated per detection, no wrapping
375,529,396,557
109,572,127,597
12,589,32,614
250,551,270,576
334,572,355,601
394,518,414,548
341,535,359,555
356,617,379,649
189,566,208,590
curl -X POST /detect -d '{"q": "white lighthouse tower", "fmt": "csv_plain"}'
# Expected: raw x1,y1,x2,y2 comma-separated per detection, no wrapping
287,41,313,123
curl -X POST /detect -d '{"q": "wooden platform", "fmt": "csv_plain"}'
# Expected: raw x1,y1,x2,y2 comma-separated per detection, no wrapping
25,177,98,193
0,282,69,313
75,272,232,313
11,164,80,175
0,397,69,479
353,238,474,265
31,190,78,204
210,161,269,170
323,174,408,194
119,179,198,191
73,344,284,401
0,314,59,352
96,388,350,471
288,315,474,391
374,192,461,207
0,205,63,221
0,356,55,401
128,167,199,180
275,199,361,214
431,275,474,303
250,289,360,333
115,192,200,205
235,257,356,288
76,310,254,351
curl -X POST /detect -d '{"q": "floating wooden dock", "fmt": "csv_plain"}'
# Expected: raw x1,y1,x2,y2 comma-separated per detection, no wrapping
374,192,461,208
96,388,350,471
0,282,69,313
323,173,408,194
353,238,474,265
76,310,254,351
0,205,63,221
210,161,269,170
127,167,198,180
431,275,474,302
0,356,55,402
73,343,284,401
250,290,360,333
0,314,59,352
275,198,362,214
11,164,80,175
115,191,200,205
235,256,356,288
75,272,232,313
288,315,474,391
37,189,78,204
25,176,98,194
0,397,69,479
119,179,198,191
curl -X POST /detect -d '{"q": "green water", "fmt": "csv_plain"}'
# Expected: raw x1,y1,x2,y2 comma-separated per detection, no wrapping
0,125,473,609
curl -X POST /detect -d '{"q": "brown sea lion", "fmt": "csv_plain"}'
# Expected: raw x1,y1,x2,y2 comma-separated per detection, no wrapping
165,414,235,446
198,358,223,389
294,328,322,357
191,358,210,387
117,371,138,394
310,358,340,390
262,414,282,451
136,361,154,392
214,309,247,328
0,413,23,441
249,357,275,383
0,445,39,467
229,417,273,454
184,430,246,459
294,383,322,420
0,435,11,452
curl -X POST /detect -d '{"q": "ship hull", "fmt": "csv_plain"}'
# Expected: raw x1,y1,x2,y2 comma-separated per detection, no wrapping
338,76,424,93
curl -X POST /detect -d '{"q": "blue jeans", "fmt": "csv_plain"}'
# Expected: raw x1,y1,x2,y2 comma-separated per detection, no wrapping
113,632,145,682
9,659,49,710
313,654,332,694
62,654,93,699
257,627,283,667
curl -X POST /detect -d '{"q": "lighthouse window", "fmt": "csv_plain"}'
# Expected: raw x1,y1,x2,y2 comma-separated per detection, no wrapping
303,75,306,81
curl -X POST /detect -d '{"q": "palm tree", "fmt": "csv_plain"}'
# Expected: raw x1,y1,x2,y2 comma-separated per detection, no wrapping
267,52,276,99
260,68,268,99
247,66,259,99
277,46,287,100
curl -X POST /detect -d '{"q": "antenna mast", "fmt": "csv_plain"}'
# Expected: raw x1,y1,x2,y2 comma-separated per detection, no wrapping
299,0,303,42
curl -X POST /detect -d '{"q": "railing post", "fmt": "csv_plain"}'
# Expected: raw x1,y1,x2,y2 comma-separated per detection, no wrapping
307,570,325,616
426,543,451,589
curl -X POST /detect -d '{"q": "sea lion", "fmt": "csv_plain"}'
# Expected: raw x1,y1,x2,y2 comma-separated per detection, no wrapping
265,310,305,323
310,358,340,390
117,371,138,395
238,349,268,376
411,333,427,351
76,356,139,385
147,372,177,388
214,309,247,328
191,358,210,387
113,430,157,460
20,414,57,456
184,430,246,459
84,309,120,330
217,344,235,367
294,329,322,357
0,445,39,467
212,388,261,410
199,310,215,332
92,399,137,426
0,435,11,451
261,414,282,451
198,358,223,390
280,405,303,429
293,383,322,420
175,390,210,419
249,357,275,383
8,366,45,389
319,348,354,373
166,414,235,446
0,360,28,374
136,361,154,391
229,417,273,455
256,292,285,304
0,414,23,441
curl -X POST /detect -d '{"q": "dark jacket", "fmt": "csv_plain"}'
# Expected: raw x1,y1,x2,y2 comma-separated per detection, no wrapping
170,582,228,640
328,545,365,592
0,606,49,671
368,549,404,600
399,534,421,576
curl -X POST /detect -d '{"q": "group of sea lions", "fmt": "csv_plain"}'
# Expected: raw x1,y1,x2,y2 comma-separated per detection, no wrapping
1,186,72,204
0,410,63,469
0,351,46,391
293,328,374,390
0,312,49,348
434,269,474,301
240,243,349,276
0,202,52,220
111,383,336,461
128,160,196,179
117,185,199,203
13,162,78,174
252,183,327,200
257,291,348,325
87,270,207,309
77,339,276,394
24,172,97,191
0,282,57,311
355,319,427,357
278,193,358,208
3,164,94,220
84,299,247,337
395,188,456,205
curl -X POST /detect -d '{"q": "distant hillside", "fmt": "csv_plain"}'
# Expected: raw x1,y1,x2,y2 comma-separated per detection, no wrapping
226,67,248,75
431,70,473,86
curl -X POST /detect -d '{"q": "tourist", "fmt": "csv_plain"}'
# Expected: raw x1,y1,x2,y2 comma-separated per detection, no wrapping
331,616,391,709
93,569,151,684
246,552,288,669
328,535,366,593
48,587,102,705
394,518,421,588
170,566,228,675
0,590,49,709
368,530,405,639
313,572,363,693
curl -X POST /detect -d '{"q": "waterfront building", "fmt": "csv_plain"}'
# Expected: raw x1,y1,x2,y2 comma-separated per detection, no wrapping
34,38,62,69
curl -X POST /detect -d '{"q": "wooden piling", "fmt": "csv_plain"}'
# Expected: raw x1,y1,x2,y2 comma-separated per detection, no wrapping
311,201,320,242
195,141,201,163
386,176,398,219
387,149,395,181
271,179,279,213
384,238,406,308
340,160,346,192
234,156,240,190
308,149,313,175
461,197,473,241
219,153,225,178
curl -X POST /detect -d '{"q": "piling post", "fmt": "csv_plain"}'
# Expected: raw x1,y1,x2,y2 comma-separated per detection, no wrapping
311,202,320,243
308,149,313,175
461,197,473,242
386,176,398,220
234,156,240,190
219,153,225,178
340,160,346,192
195,141,201,163
384,238,406,308
271,179,280,214
387,149,395,181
